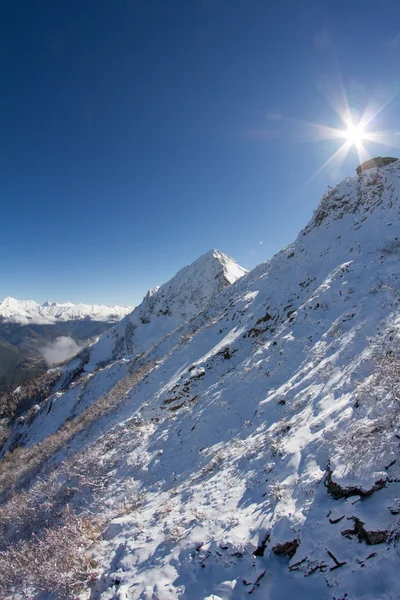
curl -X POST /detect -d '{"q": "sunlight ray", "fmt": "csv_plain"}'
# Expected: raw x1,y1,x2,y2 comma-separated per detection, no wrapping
359,88,400,129
264,78,398,187
267,113,346,142
353,140,370,165
304,140,352,186
364,130,400,150
317,71,353,131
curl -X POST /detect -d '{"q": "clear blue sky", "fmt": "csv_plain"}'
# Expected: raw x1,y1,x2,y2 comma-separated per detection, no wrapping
2,0,400,306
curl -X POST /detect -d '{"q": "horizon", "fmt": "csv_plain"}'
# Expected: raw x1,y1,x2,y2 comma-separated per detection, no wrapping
0,295,134,307
3,0,400,305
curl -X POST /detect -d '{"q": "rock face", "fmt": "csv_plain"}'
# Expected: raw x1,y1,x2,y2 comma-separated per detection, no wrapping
3,162,400,599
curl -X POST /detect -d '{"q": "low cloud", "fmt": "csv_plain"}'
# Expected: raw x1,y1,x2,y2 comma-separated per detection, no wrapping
40,336,85,366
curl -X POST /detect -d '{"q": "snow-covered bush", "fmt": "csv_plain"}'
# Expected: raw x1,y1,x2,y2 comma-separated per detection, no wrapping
267,481,287,502
0,505,99,598
180,332,192,344
333,333,400,479
379,238,400,255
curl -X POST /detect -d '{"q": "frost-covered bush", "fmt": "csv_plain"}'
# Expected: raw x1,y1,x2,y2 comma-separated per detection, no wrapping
333,332,400,478
0,505,99,598
379,238,400,255
334,412,398,479
180,332,192,344
267,481,287,502
199,449,225,477
365,170,382,187
0,355,159,599
0,420,128,597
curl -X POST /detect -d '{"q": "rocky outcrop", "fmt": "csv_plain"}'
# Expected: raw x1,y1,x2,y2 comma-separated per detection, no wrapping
325,468,387,500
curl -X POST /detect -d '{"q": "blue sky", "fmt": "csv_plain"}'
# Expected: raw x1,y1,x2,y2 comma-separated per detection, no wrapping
2,0,400,306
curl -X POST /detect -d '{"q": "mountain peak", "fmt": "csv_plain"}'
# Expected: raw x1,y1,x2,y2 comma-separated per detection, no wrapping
2,296,22,305
0,297,40,316
198,248,223,259
181,248,247,286
85,249,246,368
153,248,246,311
193,248,234,262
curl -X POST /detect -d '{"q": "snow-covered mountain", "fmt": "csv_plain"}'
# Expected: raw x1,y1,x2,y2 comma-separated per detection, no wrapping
3,163,400,600
0,297,133,325
85,249,247,370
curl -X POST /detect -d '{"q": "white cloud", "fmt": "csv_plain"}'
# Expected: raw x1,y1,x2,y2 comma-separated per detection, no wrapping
40,336,85,366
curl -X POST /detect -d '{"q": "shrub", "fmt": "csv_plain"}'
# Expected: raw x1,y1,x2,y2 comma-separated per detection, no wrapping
333,334,400,478
379,238,400,255
0,505,100,599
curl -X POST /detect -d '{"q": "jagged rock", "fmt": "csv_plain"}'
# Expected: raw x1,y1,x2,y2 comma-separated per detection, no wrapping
325,469,386,499
341,517,389,545
272,539,299,558
253,534,270,557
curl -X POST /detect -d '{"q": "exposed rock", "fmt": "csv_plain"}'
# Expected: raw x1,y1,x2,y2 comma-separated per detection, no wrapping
325,468,386,499
253,533,270,557
327,549,346,571
272,539,299,558
341,517,389,545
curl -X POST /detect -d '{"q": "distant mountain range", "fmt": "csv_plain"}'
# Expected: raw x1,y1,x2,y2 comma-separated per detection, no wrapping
0,298,133,396
0,297,132,325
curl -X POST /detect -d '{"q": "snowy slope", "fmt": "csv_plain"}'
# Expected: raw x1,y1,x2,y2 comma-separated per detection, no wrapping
0,297,133,325
3,163,400,600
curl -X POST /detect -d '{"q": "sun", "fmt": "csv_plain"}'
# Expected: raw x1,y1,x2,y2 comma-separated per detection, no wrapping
343,122,366,146
260,80,400,184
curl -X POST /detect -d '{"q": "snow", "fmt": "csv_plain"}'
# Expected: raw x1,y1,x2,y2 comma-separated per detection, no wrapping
4,162,400,599
0,297,134,325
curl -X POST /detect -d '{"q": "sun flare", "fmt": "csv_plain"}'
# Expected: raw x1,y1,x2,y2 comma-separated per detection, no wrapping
343,122,366,146
262,80,400,185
